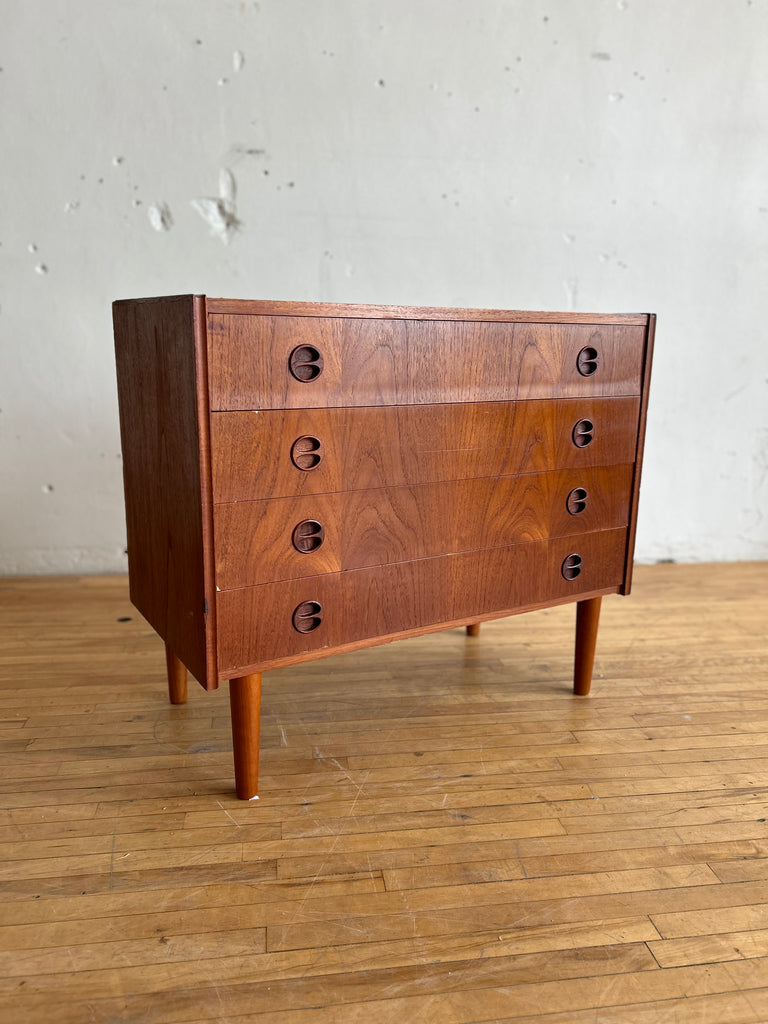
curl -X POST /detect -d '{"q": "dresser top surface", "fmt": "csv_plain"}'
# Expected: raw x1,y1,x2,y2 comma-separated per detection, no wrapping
113,294,651,327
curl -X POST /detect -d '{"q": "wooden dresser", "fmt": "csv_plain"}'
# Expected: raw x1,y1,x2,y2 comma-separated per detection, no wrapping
113,296,655,799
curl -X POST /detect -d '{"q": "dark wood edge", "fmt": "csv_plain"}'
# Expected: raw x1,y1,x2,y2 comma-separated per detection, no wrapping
619,313,656,596
116,294,650,324
113,294,202,307
216,586,620,679
205,298,650,325
212,393,644,415
194,298,219,690
117,293,644,323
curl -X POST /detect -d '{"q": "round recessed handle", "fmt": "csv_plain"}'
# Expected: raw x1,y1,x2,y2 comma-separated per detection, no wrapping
572,418,594,448
566,487,588,515
577,346,599,376
292,600,324,633
292,519,325,553
289,345,324,382
561,553,583,581
290,435,324,471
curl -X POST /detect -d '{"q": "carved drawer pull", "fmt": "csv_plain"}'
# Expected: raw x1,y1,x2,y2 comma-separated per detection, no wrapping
292,519,325,553
292,600,324,633
577,346,599,376
561,557,581,581
566,487,588,515
561,553,583,581
572,419,594,448
290,435,323,471
289,345,324,382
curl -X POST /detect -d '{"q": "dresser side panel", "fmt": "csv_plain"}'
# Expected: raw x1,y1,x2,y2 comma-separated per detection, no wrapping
620,314,656,595
113,295,217,689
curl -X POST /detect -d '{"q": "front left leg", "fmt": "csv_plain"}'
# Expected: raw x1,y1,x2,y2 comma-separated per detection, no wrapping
573,597,602,696
229,673,262,800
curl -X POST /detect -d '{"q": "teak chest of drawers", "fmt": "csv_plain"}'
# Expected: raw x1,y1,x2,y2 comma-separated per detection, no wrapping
113,296,655,799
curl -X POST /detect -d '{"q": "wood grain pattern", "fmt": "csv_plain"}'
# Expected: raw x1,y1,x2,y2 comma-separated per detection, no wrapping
113,296,217,690
207,314,646,410
210,397,641,503
215,493,345,588
3,564,766,1024
205,296,650,325
213,464,634,590
216,528,628,676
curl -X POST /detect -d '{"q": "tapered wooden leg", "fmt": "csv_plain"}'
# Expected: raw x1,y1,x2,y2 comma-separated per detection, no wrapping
165,643,188,705
466,623,481,637
574,597,602,696
229,673,262,800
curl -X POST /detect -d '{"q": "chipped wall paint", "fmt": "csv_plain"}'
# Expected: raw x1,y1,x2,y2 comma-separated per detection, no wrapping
147,202,173,233
0,0,767,573
191,168,241,244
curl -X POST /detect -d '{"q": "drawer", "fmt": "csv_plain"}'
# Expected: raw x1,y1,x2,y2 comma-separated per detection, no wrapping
216,528,627,675
214,464,634,590
207,315,646,410
210,397,640,503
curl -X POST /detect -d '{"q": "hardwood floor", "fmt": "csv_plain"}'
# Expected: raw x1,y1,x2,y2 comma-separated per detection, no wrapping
1,563,767,1022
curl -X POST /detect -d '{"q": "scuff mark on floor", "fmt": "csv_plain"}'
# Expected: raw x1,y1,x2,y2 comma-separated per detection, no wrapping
216,799,242,827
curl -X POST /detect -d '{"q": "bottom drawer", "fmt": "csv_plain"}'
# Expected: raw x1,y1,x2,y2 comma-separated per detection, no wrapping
216,528,627,676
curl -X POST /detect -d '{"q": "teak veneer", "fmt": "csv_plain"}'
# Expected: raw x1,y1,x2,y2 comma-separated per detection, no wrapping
113,296,655,799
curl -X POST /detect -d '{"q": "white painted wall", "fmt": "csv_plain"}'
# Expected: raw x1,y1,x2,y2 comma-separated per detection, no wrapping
1,0,767,573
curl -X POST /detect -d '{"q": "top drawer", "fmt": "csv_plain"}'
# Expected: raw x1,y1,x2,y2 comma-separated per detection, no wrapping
206,314,645,410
